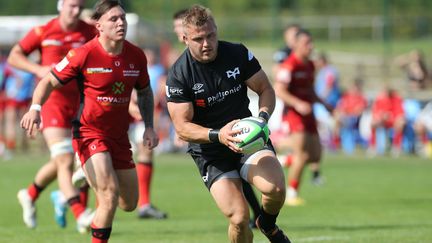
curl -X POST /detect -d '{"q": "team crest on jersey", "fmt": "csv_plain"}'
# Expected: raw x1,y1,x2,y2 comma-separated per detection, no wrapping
226,67,240,80
192,83,204,94
67,50,76,58
87,67,113,74
34,27,43,36
130,64,134,69
112,81,125,94
115,61,121,67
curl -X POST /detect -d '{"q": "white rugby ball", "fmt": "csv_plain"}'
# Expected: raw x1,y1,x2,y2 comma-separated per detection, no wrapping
232,117,270,154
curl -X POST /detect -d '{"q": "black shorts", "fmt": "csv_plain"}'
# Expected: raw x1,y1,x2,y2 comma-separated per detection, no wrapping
189,141,275,189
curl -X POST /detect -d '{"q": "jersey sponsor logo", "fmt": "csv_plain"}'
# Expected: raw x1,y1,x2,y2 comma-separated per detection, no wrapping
248,50,254,61
86,67,113,74
192,83,204,94
207,84,242,106
123,70,140,77
226,67,240,80
294,71,308,79
195,99,206,107
55,57,69,72
97,96,130,105
41,39,62,47
202,171,209,182
112,81,125,94
166,86,183,98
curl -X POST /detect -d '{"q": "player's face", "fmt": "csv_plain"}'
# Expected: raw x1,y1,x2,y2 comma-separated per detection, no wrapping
60,0,84,26
184,21,218,63
295,34,313,59
96,6,127,42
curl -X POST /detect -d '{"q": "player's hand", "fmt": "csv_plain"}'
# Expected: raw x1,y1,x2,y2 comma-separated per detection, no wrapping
219,119,243,153
20,110,41,138
142,127,159,149
294,101,312,115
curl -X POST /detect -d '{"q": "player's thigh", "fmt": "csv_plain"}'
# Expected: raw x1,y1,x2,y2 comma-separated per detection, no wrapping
43,127,72,146
115,168,138,209
83,151,119,193
245,150,285,195
210,178,249,219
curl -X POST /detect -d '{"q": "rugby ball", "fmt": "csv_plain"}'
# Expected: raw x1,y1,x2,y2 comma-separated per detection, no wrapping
232,117,270,154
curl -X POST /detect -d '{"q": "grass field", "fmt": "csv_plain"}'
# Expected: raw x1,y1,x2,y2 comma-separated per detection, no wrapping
1,151,432,243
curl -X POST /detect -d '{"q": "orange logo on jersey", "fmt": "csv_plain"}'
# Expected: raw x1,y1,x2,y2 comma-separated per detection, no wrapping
67,50,76,58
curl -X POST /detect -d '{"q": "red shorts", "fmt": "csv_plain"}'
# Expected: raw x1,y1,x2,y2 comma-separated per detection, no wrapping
73,135,135,170
41,102,77,130
5,99,31,109
283,110,318,134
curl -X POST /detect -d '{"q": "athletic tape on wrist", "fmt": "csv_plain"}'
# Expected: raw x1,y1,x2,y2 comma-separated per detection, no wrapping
30,104,42,112
208,129,220,143
258,111,270,122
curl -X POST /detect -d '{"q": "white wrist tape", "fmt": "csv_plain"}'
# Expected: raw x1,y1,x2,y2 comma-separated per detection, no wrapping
30,104,42,112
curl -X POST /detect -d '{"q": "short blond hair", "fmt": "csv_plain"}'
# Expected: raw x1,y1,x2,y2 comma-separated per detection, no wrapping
183,5,215,28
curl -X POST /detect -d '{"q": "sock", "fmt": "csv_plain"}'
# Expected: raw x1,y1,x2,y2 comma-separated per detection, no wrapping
289,179,299,190
91,223,112,243
67,195,86,219
79,184,90,207
27,182,45,202
312,170,320,179
259,206,279,233
5,139,15,150
393,131,403,148
242,180,261,220
370,128,376,148
136,162,153,207
284,155,293,167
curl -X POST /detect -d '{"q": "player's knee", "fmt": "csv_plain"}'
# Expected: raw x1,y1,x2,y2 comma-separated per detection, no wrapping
228,210,249,231
98,187,120,210
119,200,137,212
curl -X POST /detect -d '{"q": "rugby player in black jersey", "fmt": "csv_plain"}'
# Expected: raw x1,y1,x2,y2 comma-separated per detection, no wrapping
165,5,291,243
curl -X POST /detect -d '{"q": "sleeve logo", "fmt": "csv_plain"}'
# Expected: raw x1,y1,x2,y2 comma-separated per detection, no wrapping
55,57,69,72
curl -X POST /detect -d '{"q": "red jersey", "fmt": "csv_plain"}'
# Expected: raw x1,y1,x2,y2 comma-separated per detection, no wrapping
19,18,96,108
277,53,315,114
371,91,404,125
337,91,367,116
52,37,149,139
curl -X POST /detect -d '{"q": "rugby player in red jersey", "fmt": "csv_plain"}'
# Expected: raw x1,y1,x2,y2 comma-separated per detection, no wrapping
8,0,96,231
21,1,158,242
274,29,331,206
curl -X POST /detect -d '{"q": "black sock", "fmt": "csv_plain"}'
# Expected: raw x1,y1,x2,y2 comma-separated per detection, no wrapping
67,195,80,206
242,180,261,220
33,182,45,193
259,206,279,232
312,170,320,179
91,226,112,240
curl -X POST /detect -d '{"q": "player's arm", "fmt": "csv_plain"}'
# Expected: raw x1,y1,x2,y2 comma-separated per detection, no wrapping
167,102,241,151
7,44,51,80
136,85,159,149
245,69,275,120
20,72,62,137
274,69,312,115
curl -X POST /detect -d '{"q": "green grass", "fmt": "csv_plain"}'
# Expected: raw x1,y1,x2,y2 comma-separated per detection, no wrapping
1,151,432,242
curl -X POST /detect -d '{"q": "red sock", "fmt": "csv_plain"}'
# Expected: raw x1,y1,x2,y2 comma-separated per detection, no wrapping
79,185,90,207
284,155,293,167
370,128,376,148
67,196,86,219
27,183,44,202
91,223,111,243
289,179,299,190
393,131,403,148
136,162,153,207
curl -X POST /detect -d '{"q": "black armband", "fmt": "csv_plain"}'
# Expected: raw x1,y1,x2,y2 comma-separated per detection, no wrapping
208,129,220,143
258,111,270,123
